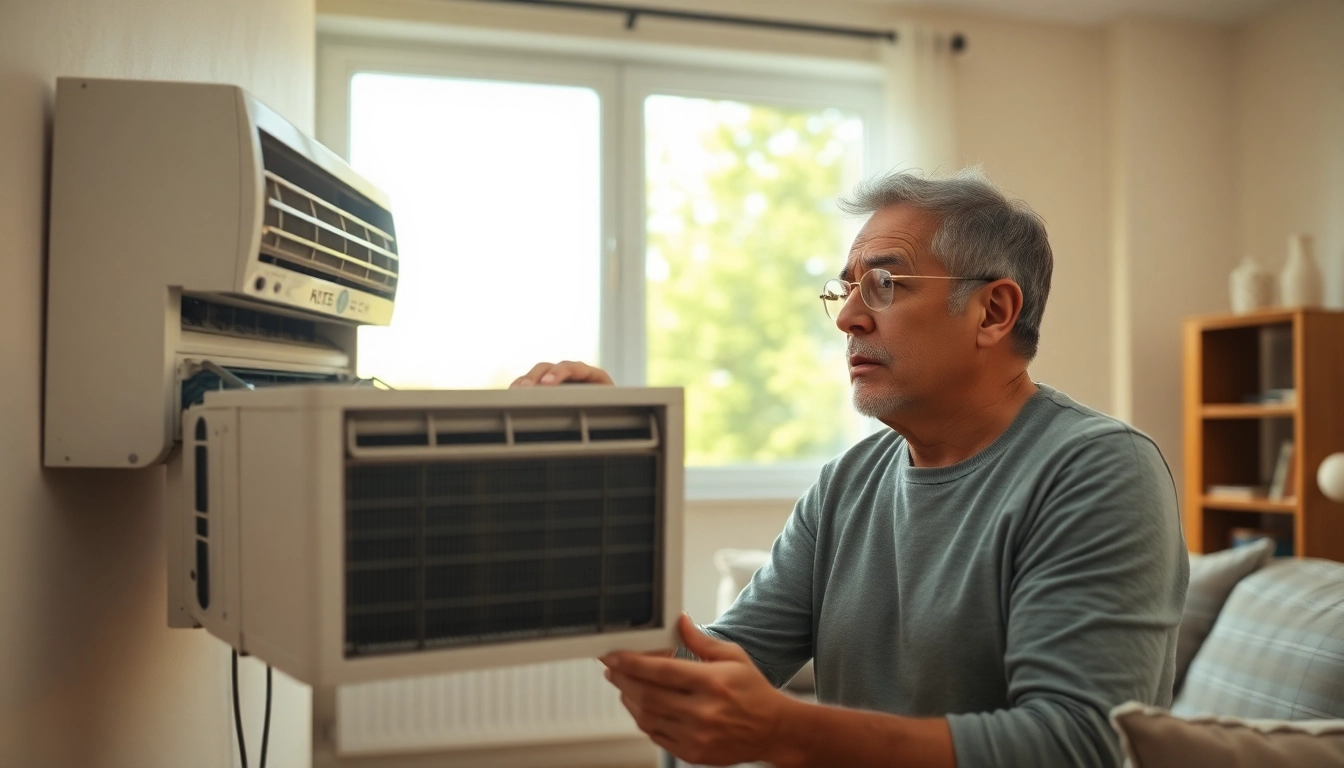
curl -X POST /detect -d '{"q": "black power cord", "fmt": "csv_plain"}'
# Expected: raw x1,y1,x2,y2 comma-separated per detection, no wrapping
232,650,248,768
231,649,275,768
261,665,273,768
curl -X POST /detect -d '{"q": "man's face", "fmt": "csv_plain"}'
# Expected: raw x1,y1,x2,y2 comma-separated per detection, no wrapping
835,204,981,420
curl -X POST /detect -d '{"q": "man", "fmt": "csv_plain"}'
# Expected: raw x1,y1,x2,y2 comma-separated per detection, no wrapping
512,169,1188,768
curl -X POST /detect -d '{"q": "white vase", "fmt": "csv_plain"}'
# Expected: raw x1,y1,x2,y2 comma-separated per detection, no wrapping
1280,233,1323,308
1229,255,1275,314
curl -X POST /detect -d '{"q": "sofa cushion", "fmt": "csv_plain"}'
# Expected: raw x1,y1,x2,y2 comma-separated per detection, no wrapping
1175,538,1275,694
1173,558,1344,720
1109,702,1344,768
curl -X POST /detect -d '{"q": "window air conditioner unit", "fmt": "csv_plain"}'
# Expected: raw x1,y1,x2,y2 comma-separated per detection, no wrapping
45,77,396,469
175,385,683,686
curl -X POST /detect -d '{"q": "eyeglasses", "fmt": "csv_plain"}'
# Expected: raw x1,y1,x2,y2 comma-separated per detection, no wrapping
820,269,994,319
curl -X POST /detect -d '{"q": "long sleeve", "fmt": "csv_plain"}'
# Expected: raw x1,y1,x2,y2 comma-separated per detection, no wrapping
946,432,1188,767
696,469,826,689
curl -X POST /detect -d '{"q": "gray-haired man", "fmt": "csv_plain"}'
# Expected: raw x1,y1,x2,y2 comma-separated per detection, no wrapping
515,169,1188,768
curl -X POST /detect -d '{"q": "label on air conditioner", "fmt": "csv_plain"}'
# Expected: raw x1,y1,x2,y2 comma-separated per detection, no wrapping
245,268,393,325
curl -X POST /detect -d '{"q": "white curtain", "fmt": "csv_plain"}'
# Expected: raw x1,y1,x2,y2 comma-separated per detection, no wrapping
881,25,959,175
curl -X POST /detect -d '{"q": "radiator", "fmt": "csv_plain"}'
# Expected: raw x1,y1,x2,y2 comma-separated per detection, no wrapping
336,658,640,755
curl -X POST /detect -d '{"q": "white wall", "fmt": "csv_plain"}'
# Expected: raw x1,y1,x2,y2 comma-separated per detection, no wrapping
1237,0,1344,308
0,2,315,765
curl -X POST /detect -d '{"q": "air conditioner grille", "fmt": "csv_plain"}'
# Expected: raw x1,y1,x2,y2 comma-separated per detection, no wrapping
258,132,398,300
344,455,661,657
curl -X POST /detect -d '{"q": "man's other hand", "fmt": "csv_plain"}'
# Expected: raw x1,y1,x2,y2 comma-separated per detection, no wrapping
601,614,796,767
510,360,614,388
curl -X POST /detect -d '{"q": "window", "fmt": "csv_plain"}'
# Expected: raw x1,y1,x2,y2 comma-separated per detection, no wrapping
320,42,882,498
643,92,866,467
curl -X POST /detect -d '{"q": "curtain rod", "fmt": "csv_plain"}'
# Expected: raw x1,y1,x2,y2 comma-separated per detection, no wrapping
460,0,968,51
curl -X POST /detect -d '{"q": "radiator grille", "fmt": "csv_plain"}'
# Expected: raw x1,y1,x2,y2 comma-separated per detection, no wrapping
336,658,639,754
258,132,398,300
344,455,661,657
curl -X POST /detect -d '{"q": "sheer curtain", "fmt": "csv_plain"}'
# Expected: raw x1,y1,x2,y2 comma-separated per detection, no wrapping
881,24,959,174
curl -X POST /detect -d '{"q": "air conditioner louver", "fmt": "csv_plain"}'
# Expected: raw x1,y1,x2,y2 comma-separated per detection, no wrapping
343,407,662,657
259,133,399,299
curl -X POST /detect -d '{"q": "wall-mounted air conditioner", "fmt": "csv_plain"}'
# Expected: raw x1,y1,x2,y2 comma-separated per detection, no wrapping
174,385,683,686
45,77,397,469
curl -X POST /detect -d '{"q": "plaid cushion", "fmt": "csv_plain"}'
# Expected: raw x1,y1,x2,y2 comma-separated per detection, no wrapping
1176,538,1275,694
1173,559,1344,720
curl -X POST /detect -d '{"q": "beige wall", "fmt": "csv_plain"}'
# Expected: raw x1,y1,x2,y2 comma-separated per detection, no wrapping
945,11,1113,413
0,1,315,766
1237,0,1344,309
1106,19,1239,507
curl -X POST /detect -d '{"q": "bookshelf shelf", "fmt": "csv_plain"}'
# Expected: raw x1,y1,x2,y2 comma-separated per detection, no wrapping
1183,309,1344,560
1200,403,1296,419
1199,495,1297,514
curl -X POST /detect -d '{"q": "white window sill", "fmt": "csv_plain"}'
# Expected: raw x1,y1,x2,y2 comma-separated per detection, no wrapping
685,463,823,502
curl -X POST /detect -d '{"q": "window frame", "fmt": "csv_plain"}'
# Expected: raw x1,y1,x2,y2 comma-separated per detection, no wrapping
318,36,885,501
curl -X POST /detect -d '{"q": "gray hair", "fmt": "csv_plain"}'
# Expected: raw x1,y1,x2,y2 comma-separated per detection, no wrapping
838,167,1053,360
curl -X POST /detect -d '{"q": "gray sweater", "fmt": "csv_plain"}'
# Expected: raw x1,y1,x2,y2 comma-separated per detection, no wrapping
705,384,1188,767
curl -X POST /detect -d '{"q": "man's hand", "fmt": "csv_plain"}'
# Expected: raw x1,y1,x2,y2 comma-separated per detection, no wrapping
510,360,614,388
601,614,798,767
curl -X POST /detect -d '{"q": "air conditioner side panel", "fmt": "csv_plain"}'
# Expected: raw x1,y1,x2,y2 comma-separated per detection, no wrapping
660,399,685,641
44,78,243,467
237,407,325,684
183,406,241,646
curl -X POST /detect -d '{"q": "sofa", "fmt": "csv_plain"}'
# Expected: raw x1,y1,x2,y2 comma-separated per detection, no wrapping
662,539,1344,767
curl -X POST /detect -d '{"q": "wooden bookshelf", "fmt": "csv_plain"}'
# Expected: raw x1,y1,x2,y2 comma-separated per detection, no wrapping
1183,309,1344,560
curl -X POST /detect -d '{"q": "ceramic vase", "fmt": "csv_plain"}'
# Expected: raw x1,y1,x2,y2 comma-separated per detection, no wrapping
1229,255,1275,314
1280,233,1323,308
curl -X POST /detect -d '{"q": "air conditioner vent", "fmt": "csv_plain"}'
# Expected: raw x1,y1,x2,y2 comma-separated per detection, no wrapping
343,454,661,656
181,296,320,344
258,132,398,300
347,408,660,459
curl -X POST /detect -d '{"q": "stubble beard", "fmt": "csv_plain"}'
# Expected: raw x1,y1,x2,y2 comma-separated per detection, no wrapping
852,384,907,419
847,338,904,418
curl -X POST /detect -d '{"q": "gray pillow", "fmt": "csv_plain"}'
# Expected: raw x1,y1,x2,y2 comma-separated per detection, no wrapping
1174,559,1344,720
1175,538,1274,695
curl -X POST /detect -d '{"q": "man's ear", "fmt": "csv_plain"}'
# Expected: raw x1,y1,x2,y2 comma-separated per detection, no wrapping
976,279,1024,351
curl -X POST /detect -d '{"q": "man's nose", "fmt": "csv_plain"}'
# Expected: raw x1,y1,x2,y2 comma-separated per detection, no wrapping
835,290,875,335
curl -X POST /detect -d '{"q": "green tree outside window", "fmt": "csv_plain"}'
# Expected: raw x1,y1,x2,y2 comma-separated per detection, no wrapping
645,96,866,466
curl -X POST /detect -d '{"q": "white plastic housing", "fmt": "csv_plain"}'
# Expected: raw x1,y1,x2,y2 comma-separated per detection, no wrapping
171,385,684,687
45,78,398,468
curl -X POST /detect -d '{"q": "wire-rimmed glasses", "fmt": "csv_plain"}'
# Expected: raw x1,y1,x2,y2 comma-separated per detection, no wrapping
820,269,994,319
